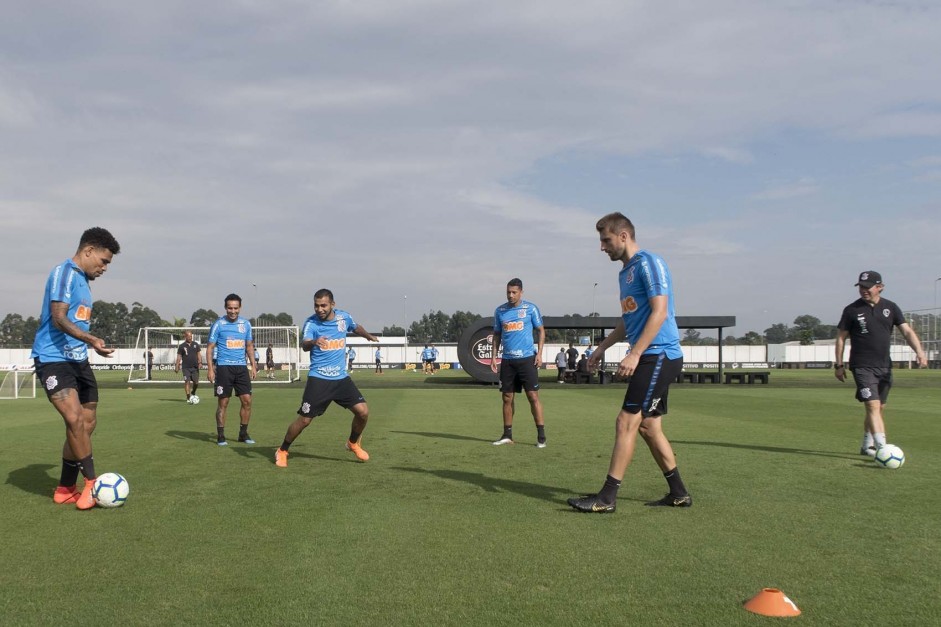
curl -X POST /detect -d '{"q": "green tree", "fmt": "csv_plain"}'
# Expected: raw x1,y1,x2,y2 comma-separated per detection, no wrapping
682,329,702,345
409,310,450,343
90,301,131,345
764,323,790,344
448,310,482,342
257,312,294,326
381,325,406,336
189,309,219,327
740,331,764,345
0,314,28,347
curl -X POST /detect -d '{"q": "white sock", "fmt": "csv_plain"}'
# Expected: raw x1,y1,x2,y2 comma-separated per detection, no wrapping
862,433,874,449
873,432,887,448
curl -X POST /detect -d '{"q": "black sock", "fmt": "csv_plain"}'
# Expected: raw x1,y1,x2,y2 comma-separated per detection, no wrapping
664,467,688,497
280,439,293,452
59,459,81,487
598,475,621,504
239,424,249,436
536,425,546,442
349,429,361,443
502,426,512,440
77,455,96,481
217,426,225,440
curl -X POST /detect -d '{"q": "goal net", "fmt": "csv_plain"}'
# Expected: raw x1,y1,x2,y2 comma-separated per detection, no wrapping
0,366,36,399
128,326,300,383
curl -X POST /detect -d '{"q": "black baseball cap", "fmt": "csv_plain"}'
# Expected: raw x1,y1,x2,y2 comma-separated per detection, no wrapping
855,271,883,288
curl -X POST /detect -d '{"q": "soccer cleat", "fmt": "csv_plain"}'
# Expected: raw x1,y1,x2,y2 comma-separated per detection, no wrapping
186,397,193,404
536,440,547,449
238,434,255,444
346,440,369,462
275,449,289,467
567,494,616,513
53,485,80,505
644,493,693,508
860,446,877,457
492,437,514,446
75,481,97,510
217,439,228,446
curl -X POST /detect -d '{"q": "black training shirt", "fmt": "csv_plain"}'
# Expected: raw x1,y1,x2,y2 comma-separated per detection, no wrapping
177,341,201,369
838,297,905,369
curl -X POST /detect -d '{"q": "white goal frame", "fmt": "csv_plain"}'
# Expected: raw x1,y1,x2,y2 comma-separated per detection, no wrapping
128,326,301,383
0,366,37,399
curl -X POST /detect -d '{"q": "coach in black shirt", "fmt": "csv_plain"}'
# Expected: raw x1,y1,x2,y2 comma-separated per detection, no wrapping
835,271,927,457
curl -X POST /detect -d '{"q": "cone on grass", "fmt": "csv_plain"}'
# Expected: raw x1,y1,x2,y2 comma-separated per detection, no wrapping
743,588,801,617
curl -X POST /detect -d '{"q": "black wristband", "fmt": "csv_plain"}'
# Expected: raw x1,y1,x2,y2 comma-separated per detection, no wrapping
835,364,844,369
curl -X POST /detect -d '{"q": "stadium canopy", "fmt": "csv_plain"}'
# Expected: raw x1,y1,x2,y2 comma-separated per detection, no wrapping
458,315,736,384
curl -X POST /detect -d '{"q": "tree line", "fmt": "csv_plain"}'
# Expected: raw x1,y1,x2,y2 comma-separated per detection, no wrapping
0,302,294,348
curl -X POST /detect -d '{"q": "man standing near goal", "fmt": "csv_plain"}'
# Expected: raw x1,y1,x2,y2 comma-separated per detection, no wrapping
275,289,379,467
175,330,202,403
265,343,275,380
206,294,258,446
568,212,691,513
489,278,547,448
31,227,121,510
835,271,927,456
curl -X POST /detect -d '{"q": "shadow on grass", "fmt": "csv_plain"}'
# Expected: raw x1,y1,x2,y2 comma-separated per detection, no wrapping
6,463,56,498
166,430,216,443
672,439,860,460
390,430,493,443
393,466,574,505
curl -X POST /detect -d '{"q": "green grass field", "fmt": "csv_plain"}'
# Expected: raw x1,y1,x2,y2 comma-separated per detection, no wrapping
2,369,939,625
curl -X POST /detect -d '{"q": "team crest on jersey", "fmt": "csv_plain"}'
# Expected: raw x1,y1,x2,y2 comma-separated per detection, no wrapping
337,318,348,333
45,376,58,391
882,309,890,318
517,309,526,318
626,267,635,284
238,323,245,333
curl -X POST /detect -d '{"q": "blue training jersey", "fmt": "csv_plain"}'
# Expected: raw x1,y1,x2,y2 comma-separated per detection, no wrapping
208,316,253,366
619,250,682,359
493,299,543,359
31,259,94,363
303,309,357,380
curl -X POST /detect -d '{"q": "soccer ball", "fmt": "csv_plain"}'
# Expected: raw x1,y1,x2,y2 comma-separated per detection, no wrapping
874,445,905,469
190,395,200,405
93,472,129,508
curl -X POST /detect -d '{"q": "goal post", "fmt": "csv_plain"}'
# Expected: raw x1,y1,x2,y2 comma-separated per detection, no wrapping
0,366,37,400
128,326,300,384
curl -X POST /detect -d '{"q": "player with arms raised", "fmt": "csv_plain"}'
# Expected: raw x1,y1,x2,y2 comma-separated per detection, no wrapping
275,289,379,467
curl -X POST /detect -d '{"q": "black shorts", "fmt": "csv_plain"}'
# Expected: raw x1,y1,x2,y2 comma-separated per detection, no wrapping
182,367,199,383
423,358,433,364
622,353,683,417
499,357,540,394
34,359,99,404
851,367,892,404
298,376,365,418
213,365,252,398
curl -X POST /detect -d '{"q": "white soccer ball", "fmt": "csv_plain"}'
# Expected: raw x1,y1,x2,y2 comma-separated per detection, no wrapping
190,395,200,405
93,472,130,508
874,445,905,469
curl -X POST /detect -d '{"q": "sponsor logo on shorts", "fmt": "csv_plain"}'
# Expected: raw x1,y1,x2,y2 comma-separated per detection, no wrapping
45,376,58,391
301,402,311,414
860,387,872,399
216,385,223,395
650,397,661,412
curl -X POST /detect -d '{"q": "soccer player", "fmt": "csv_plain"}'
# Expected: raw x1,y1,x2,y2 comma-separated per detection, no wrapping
31,227,120,510
421,344,434,375
265,343,275,380
206,294,258,446
835,271,927,456
375,347,383,373
346,346,356,373
429,343,439,374
175,330,202,403
489,278,547,448
568,212,692,513
275,289,379,467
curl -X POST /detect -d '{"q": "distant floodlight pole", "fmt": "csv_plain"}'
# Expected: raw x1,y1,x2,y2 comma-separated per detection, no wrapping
934,277,941,362
403,295,408,367
252,283,258,326
591,282,598,345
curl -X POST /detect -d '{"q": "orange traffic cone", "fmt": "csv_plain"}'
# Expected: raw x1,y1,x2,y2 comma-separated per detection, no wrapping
743,588,801,617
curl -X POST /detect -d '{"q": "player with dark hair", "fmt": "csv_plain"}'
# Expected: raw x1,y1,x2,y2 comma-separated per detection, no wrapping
835,271,927,456
265,343,275,380
206,293,258,446
490,278,547,448
568,212,692,513
32,227,120,509
275,289,379,467
175,330,202,403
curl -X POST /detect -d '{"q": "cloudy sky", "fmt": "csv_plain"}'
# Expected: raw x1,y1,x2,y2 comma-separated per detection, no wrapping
4,1,940,337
